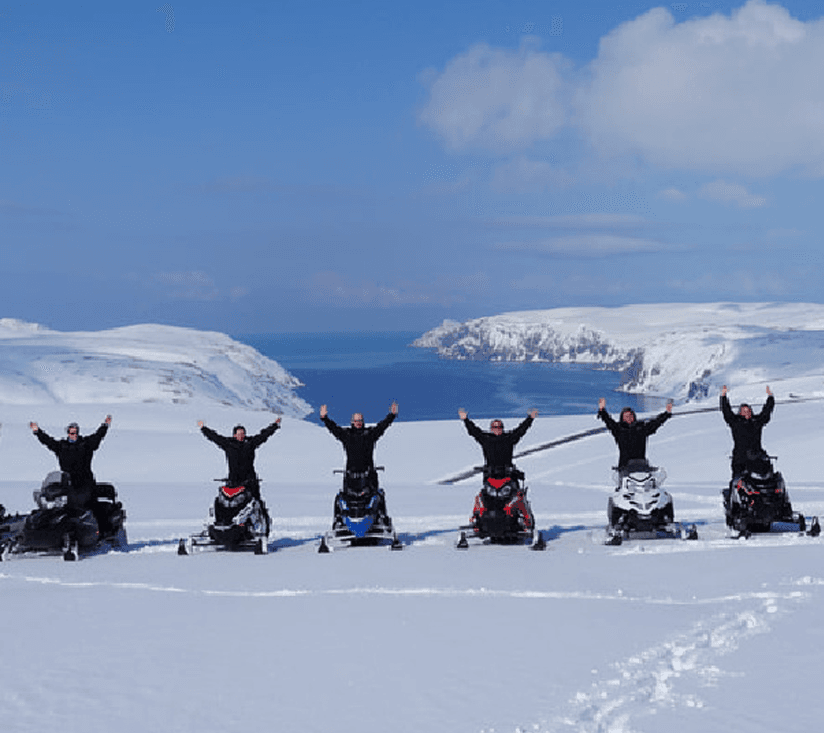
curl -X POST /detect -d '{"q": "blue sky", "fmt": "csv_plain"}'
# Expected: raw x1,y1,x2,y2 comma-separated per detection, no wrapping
2,0,823,334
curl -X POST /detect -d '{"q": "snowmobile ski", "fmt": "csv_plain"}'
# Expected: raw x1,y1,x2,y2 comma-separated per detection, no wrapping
455,525,544,549
733,514,820,539
318,525,400,551
605,522,698,546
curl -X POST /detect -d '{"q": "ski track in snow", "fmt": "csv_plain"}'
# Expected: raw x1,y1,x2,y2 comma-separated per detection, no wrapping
541,585,812,733
0,571,811,606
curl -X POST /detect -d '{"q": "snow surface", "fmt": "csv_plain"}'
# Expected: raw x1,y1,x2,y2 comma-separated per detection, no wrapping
2,391,824,733
414,303,824,402
1,313,823,732
0,319,311,416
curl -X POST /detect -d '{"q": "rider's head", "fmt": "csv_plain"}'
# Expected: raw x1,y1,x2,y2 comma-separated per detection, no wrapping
351,413,364,429
66,422,80,442
738,404,752,420
490,419,504,434
232,425,246,441
620,408,636,425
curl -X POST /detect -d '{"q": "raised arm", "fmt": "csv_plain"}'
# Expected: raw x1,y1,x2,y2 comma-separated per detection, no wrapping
720,385,735,425
248,418,281,447
596,400,619,435
755,387,775,426
320,410,346,441
509,413,536,444
461,414,486,444
643,404,673,436
86,417,111,451
200,424,231,449
31,423,60,453
371,408,397,441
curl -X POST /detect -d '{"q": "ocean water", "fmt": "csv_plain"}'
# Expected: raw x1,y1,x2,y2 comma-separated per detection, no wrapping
236,331,668,423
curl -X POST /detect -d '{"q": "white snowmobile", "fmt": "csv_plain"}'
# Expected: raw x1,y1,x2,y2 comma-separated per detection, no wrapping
605,459,697,545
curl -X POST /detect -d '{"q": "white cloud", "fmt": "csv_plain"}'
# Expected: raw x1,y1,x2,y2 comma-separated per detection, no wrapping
301,272,434,307
489,156,577,192
300,271,491,308
418,39,570,153
488,213,651,228
578,1,824,176
657,188,688,201
766,227,803,238
698,180,767,207
495,234,669,257
151,271,246,301
419,1,824,177
666,269,790,296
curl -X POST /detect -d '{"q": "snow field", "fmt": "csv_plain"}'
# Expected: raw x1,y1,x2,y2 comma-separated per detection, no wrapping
1,399,823,732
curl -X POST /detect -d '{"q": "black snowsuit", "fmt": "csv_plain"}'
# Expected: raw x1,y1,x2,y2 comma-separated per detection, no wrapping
597,408,671,469
462,415,534,474
200,422,280,497
720,394,774,477
321,412,396,475
34,423,109,509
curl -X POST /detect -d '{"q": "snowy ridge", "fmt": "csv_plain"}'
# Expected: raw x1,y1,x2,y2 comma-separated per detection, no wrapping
414,303,824,400
0,320,311,416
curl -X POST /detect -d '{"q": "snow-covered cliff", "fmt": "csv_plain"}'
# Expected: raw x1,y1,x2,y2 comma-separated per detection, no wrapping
0,319,312,416
414,304,824,401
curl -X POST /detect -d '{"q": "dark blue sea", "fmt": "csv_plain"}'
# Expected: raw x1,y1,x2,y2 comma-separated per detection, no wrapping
236,331,667,423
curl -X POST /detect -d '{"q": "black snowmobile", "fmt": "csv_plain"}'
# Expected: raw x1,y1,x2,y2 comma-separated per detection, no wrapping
0,504,26,551
0,471,127,561
179,478,271,555
723,452,820,538
605,459,697,546
318,467,401,552
457,466,544,549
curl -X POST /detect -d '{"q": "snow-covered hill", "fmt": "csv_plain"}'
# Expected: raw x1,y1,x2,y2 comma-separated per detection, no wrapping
0,319,311,416
414,303,824,401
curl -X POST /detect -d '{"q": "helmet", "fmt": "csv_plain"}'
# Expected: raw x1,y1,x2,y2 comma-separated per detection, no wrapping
66,422,80,434
489,419,504,430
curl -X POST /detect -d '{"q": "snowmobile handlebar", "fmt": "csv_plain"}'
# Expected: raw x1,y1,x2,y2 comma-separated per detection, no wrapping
333,466,385,475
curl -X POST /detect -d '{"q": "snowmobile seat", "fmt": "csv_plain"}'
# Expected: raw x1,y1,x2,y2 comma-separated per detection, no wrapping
339,468,383,495
618,459,655,476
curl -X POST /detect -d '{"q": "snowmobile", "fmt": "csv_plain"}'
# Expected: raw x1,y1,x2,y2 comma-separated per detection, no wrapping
723,452,820,538
0,471,127,561
456,466,545,549
178,478,270,555
318,467,401,552
0,504,26,549
605,459,697,546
